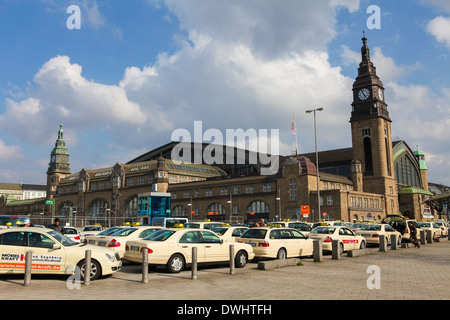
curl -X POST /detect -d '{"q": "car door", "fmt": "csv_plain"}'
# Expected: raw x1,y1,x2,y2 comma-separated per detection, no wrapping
26,231,66,274
178,231,206,263
201,230,229,262
0,230,27,274
291,229,313,256
339,228,359,250
279,229,297,257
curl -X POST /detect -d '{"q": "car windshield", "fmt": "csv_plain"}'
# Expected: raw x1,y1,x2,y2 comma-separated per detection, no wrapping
82,226,101,231
419,223,430,227
183,223,200,228
97,227,121,235
143,229,175,241
240,229,267,239
48,230,77,246
211,227,228,235
110,228,137,236
310,227,336,234
360,225,381,231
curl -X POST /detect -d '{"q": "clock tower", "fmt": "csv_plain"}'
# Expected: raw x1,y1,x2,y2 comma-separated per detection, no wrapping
350,33,398,215
46,122,71,199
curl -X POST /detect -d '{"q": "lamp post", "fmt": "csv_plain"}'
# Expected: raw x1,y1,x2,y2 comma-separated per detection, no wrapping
306,107,324,222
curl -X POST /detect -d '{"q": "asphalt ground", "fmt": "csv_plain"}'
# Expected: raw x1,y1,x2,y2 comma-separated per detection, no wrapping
1,239,449,317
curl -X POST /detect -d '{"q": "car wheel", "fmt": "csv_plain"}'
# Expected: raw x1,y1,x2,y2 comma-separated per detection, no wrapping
277,248,287,260
339,242,344,255
360,240,366,250
166,254,185,273
78,259,102,280
397,236,402,246
235,250,247,268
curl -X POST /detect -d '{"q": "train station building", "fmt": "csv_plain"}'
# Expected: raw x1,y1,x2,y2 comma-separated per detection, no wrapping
1,36,447,226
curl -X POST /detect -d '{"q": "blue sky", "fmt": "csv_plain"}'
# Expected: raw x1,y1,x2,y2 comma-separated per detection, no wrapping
0,0,449,187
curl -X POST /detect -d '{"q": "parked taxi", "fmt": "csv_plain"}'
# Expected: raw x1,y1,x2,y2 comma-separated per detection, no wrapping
84,226,163,258
211,224,248,242
124,228,254,273
418,222,441,241
238,226,314,259
308,226,366,255
182,220,223,229
0,227,121,280
432,220,448,237
79,224,103,239
387,215,422,243
311,220,349,229
355,223,402,246
61,226,81,243
267,220,312,235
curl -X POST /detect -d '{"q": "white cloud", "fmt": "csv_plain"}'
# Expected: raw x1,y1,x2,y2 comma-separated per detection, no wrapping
427,16,450,47
0,139,23,163
0,56,147,145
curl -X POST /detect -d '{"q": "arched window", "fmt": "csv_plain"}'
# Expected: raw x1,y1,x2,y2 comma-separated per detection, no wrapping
125,197,138,218
207,203,226,216
363,137,373,175
172,205,188,217
395,154,421,188
89,199,108,217
247,200,270,214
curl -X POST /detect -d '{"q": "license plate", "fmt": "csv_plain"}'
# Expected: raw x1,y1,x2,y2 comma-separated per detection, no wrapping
88,240,95,244
130,246,140,252
246,242,256,247
362,234,371,237
98,241,107,247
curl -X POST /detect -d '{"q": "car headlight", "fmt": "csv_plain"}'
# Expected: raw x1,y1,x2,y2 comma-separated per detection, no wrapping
106,253,115,262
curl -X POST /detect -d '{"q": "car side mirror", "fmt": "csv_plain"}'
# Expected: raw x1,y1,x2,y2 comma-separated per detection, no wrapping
52,244,61,250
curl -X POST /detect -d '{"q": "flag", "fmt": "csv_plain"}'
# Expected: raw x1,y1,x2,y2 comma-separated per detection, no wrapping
291,116,296,135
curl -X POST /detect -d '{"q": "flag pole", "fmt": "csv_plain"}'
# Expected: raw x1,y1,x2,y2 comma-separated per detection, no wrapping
292,114,298,156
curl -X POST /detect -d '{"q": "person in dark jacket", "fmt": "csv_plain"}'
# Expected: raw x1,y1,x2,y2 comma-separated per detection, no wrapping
47,218,63,233
408,221,420,248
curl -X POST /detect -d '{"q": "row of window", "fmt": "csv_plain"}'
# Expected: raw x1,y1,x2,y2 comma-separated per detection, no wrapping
350,196,381,209
174,183,274,199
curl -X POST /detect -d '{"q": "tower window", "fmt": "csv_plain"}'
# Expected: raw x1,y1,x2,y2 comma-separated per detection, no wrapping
362,128,370,137
363,137,373,175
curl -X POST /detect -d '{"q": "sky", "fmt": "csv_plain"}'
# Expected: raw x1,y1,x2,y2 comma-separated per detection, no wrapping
0,0,449,187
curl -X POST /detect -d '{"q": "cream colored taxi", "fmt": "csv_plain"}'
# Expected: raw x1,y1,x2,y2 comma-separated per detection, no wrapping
308,225,366,255
211,224,248,242
355,223,402,246
238,227,314,259
418,222,442,241
84,226,164,258
0,227,121,280
124,228,254,273
182,221,223,229
267,220,312,235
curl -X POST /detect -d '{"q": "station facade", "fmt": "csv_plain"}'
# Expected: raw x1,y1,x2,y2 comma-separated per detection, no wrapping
1,36,439,226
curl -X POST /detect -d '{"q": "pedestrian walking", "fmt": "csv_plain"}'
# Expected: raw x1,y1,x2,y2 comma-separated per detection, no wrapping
409,221,420,248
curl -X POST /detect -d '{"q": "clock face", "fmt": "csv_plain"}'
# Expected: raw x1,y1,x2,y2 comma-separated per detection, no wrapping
358,88,370,100
378,88,383,101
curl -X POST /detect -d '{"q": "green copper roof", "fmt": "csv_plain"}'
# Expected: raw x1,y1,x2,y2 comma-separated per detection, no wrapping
399,186,433,196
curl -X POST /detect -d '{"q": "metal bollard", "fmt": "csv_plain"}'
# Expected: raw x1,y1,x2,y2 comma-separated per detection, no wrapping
142,248,148,284
24,251,32,286
229,244,235,275
379,236,387,252
420,230,426,245
391,234,398,250
426,230,432,244
191,247,197,280
84,249,91,285
331,240,340,260
313,239,322,262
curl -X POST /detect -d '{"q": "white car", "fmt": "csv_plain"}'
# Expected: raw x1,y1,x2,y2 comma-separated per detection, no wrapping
85,226,164,258
210,226,249,242
238,227,314,259
0,227,121,280
355,223,402,246
124,228,255,273
308,226,366,255
61,226,81,243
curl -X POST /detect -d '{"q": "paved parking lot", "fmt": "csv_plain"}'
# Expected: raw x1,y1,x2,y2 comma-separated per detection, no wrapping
1,240,449,302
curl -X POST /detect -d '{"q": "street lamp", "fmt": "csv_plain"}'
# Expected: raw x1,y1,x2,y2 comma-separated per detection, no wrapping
306,107,324,222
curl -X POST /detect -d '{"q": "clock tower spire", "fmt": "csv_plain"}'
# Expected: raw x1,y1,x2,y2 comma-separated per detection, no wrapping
349,33,398,215
46,122,71,199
